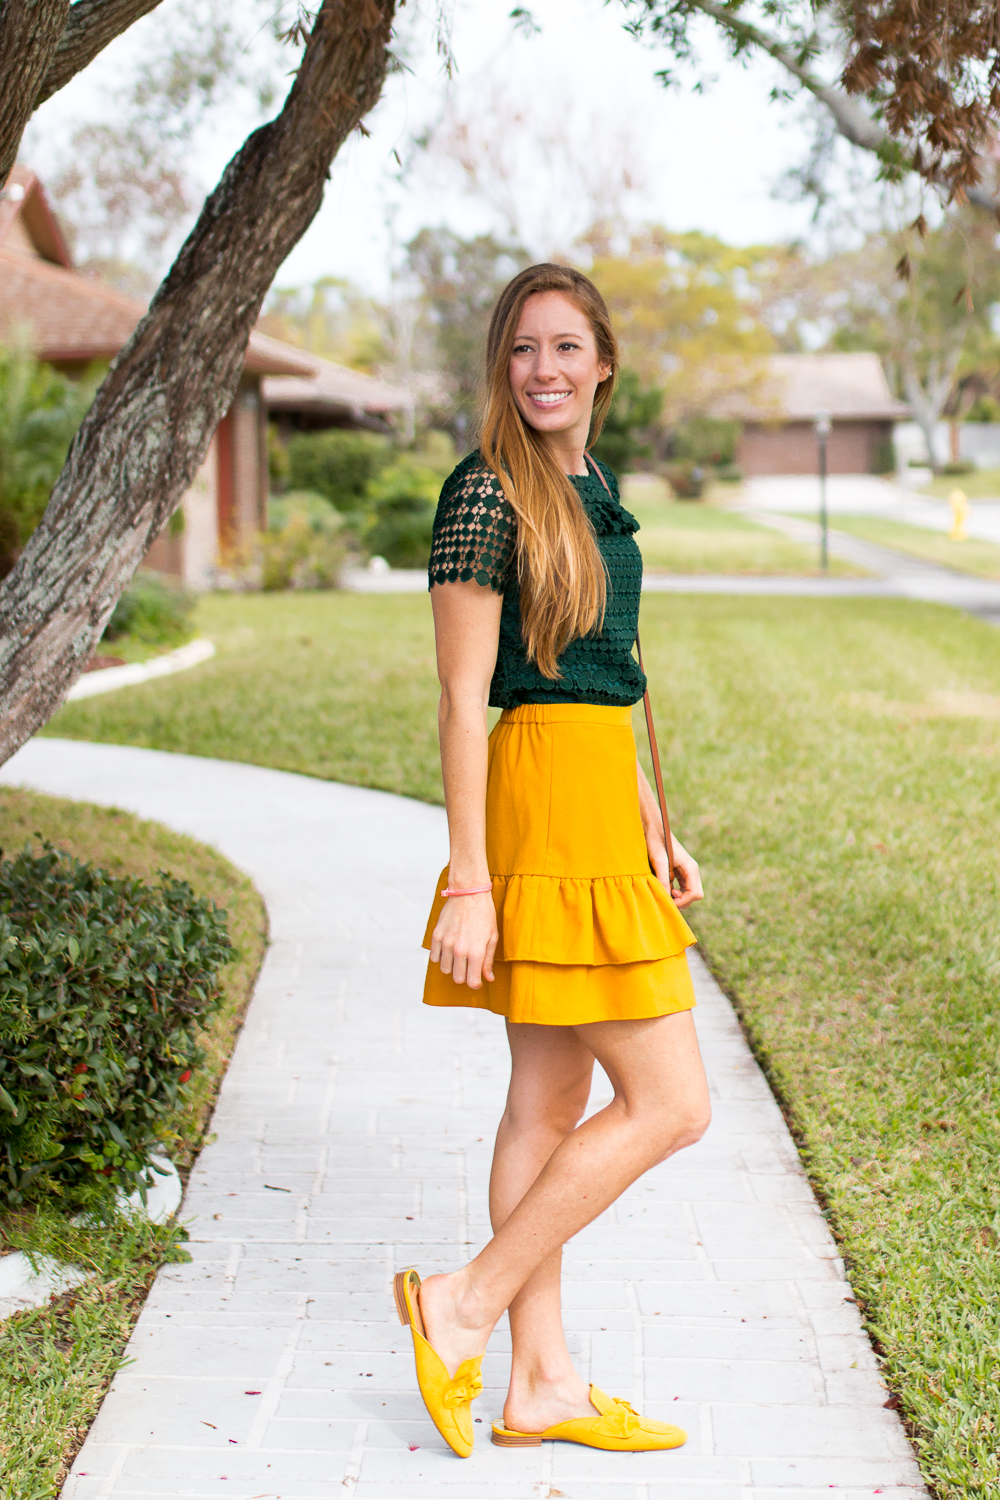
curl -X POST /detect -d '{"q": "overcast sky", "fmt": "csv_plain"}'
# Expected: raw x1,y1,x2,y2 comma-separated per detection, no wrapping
29,0,861,296
281,0,826,291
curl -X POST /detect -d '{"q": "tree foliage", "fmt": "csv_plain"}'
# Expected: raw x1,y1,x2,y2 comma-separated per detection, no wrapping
587,226,775,429
623,0,1000,208
261,276,387,371
406,227,532,435
841,0,1000,197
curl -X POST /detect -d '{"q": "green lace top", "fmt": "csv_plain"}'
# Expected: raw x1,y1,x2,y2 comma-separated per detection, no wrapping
428,451,646,709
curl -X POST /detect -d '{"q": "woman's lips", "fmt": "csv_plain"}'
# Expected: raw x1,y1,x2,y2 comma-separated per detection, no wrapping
527,390,572,407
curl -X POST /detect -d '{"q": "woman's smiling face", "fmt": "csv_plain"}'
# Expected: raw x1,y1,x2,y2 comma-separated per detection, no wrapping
508,291,610,441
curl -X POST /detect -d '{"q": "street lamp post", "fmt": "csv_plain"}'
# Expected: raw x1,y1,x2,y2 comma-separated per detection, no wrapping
815,411,831,573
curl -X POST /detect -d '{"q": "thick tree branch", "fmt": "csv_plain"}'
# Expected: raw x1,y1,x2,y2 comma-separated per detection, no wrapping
0,0,397,762
0,0,70,183
34,0,165,106
683,0,1000,214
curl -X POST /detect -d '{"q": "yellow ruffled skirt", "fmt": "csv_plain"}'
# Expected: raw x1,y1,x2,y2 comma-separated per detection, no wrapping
422,703,696,1026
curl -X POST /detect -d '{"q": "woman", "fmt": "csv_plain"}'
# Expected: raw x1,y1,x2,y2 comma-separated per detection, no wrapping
394,263,711,1459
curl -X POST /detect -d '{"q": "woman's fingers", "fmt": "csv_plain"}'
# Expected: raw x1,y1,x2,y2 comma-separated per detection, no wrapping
430,904,498,987
483,930,498,984
669,847,703,909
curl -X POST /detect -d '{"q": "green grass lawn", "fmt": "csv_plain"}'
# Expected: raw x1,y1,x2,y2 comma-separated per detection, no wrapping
622,485,862,575
919,467,1000,501
49,593,447,801
45,588,1000,1496
0,789,267,1498
830,514,1000,579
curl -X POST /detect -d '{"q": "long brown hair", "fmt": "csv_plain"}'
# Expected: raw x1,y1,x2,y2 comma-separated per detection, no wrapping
479,264,618,679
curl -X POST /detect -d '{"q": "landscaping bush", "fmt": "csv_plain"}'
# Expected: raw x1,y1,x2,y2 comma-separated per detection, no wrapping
670,415,739,469
661,460,706,499
102,571,196,647
0,843,234,1210
260,492,347,589
0,342,97,578
589,368,662,476
363,455,439,566
287,429,389,511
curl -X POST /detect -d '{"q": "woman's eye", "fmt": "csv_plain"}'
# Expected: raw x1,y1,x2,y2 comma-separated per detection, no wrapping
558,342,580,352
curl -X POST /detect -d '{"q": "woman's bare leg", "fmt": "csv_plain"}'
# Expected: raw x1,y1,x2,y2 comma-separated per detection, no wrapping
490,1023,596,1432
419,1008,711,1398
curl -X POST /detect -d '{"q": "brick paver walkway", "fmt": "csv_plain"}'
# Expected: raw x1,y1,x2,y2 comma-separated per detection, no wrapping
2,739,928,1500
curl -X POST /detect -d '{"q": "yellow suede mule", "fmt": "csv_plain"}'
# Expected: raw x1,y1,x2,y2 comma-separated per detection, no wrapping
393,1269,483,1458
491,1384,687,1451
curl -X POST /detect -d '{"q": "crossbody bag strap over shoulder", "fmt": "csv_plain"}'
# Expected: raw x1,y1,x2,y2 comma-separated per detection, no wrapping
584,454,676,885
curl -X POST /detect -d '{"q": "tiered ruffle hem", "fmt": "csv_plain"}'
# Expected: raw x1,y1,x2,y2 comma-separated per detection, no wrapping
422,703,696,1026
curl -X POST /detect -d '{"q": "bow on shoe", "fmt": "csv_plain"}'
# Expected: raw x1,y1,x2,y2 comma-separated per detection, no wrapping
442,1364,484,1409
594,1399,641,1440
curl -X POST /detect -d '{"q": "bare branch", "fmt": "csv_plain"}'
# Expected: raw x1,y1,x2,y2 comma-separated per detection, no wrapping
35,0,166,106
0,0,70,183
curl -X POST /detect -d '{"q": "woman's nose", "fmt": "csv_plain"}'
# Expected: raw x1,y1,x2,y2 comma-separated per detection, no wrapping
534,348,558,380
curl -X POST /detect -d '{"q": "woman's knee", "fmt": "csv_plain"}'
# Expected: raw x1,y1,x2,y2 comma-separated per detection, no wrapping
632,1095,711,1164
503,1071,591,1141
504,1089,589,1142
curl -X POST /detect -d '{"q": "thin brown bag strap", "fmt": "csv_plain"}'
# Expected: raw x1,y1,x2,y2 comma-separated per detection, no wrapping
635,631,675,884
584,454,675,885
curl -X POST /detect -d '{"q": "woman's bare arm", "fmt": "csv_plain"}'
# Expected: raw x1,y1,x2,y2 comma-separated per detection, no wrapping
429,580,504,988
636,761,703,912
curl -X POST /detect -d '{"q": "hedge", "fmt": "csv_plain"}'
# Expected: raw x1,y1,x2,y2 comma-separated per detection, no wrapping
0,842,234,1210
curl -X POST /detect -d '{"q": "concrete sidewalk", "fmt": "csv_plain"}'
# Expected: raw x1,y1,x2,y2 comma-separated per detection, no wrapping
746,510,1000,621
1,740,927,1500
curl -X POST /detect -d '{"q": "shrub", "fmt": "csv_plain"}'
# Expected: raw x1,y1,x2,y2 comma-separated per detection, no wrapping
287,429,389,511
589,369,663,476
0,341,97,576
102,571,196,647
661,460,706,499
0,843,234,1210
670,416,739,468
965,394,1000,423
872,437,897,475
260,494,347,590
363,456,440,567
941,458,975,476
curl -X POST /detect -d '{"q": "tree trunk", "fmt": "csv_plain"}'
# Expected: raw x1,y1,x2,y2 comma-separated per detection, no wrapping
0,0,70,184
901,345,964,473
34,0,166,107
0,0,396,765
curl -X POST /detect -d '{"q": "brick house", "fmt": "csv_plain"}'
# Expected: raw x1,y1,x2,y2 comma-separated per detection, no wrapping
0,165,318,587
724,353,910,476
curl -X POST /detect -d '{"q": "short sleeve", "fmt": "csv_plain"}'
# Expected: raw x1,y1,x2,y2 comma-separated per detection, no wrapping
428,458,516,592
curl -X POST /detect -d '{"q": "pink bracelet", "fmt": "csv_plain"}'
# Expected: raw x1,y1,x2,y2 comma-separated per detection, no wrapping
440,883,493,897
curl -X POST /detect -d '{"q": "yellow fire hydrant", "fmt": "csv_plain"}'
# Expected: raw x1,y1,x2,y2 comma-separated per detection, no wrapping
948,488,969,541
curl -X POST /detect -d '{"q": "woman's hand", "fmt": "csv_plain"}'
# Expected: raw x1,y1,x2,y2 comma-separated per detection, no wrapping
429,892,498,989
649,834,703,911
636,759,704,910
